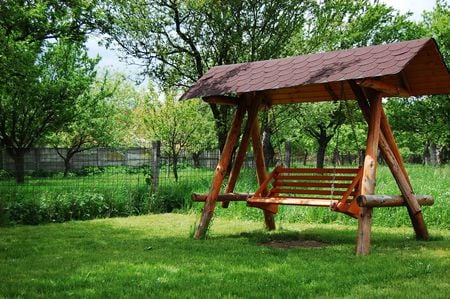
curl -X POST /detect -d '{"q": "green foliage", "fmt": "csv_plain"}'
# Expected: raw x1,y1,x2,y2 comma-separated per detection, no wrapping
44,72,125,150
145,96,216,181
1,187,151,225
0,1,100,182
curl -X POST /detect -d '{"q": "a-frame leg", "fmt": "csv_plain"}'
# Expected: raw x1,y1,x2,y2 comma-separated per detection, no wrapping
222,98,261,208
194,103,246,239
379,111,429,240
357,93,382,255
350,81,429,240
250,113,277,230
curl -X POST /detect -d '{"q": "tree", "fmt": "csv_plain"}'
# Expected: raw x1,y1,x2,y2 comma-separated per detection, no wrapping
98,0,312,152
0,1,100,183
0,40,97,182
279,0,422,168
44,74,124,176
385,1,450,165
145,96,215,181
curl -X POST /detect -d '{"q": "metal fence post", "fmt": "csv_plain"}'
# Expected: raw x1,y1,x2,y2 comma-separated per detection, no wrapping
151,141,161,191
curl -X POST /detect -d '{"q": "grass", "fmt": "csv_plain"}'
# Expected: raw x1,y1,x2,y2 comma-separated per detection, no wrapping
0,214,449,298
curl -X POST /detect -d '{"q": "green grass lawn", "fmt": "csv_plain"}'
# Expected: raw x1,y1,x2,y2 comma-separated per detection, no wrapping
1,214,449,298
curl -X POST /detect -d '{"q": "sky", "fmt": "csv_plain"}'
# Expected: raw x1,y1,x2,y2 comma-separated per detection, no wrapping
86,0,444,80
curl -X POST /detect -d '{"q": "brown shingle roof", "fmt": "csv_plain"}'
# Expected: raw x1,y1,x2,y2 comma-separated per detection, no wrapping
181,38,450,103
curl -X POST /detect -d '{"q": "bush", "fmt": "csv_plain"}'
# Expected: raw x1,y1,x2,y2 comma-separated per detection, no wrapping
1,187,152,225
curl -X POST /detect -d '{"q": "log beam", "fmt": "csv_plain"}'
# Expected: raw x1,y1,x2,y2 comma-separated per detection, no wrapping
357,78,410,97
203,95,238,105
350,81,428,240
357,93,382,256
250,107,277,230
222,97,261,208
358,194,434,207
194,103,246,239
193,193,252,202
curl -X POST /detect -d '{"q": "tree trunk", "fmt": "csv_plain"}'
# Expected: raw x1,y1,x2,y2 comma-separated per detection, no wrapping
62,152,79,177
316,142,326,168
430,142,440,166
262,130,275,167
303,150,308,166
192,152,201,168
172,155,179,182
423,142,430,165
10,149,27,184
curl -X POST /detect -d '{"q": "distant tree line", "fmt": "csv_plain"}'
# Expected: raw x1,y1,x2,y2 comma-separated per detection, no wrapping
1,0,448,183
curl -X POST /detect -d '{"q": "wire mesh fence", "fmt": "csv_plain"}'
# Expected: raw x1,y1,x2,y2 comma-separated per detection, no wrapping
0,142,365,224
0,142,364,194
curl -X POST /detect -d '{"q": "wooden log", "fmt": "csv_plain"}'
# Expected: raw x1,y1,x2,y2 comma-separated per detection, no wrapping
358,194,434,207
350,80,429,240
357,78,410,97
382,109,428,240
250,113,277,229
380,110,411,188
223,97,261,208
194,103,246,239
192,192,253,202
356,207,373,255
203,95,238,105
357,93,382,256
361,94,382,196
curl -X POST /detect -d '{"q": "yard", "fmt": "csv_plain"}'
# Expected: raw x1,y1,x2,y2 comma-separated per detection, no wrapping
0,214,449,298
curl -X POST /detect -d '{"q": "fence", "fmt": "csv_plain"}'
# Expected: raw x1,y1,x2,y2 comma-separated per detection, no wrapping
0,141,365,201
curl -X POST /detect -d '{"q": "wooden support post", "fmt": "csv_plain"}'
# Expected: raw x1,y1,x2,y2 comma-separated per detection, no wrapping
379,115,428,239
194,103,246,239
380,110,411,188
251,111,277,230
222,97,261,208
350,81,428,240
357,94,382,256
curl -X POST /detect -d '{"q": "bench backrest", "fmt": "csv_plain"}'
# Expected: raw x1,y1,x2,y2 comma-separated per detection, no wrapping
253,166,362,203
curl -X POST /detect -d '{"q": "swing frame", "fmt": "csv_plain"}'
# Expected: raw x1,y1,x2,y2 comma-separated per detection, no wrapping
181,38,450,255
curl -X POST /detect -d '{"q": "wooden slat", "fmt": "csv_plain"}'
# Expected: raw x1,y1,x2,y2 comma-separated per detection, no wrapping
274,181,351,189
278,168,361,174
270,188,356,196
276,175,356,181
248,197,338,207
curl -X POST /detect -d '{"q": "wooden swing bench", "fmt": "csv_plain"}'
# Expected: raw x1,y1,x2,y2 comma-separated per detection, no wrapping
247,166,363,218
192,165,434,219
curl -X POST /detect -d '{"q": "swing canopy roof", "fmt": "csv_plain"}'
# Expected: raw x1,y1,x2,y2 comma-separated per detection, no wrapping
181,38,450,104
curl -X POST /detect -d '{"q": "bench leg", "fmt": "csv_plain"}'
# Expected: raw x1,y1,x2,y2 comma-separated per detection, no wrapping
263,210,276,230
356,207,373,256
